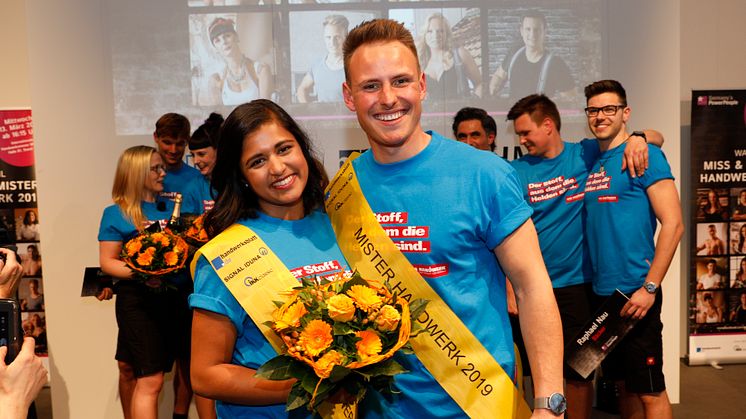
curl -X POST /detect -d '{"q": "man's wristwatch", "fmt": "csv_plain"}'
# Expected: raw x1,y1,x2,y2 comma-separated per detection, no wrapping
644,281,658,294
631,130,647,142
535,393,567,415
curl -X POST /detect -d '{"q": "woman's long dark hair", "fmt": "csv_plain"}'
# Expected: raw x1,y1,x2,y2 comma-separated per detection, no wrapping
204,99,325,238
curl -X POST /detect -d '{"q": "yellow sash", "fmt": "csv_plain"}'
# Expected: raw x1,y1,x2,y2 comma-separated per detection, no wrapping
191,224,300,352
324,154,532,419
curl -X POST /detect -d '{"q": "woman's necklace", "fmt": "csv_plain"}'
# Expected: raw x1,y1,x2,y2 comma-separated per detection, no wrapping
227,57,248,83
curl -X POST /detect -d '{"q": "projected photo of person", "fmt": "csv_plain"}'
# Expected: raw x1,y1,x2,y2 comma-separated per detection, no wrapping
21,312,48,355
289,10,377,104
0,209,15,244
389,8,481,103
18,243,43,277
489,9,574,102
189,13,275,106
417,12,482,101
19,278,45,312
731,257,746,288
696,292,725,324
295,14,349,103
695,223,726,256
695,257,726,290
732,188,746,220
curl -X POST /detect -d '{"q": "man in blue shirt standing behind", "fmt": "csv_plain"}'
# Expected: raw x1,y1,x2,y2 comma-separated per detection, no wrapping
507,94,660,419
583,80,683,419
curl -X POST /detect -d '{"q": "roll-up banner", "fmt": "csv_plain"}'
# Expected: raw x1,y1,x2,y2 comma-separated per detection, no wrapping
688,91,746,365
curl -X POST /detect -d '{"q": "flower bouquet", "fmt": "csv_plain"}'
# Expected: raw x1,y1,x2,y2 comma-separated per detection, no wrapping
121,229,189,289
183,213,209,247
256,272,427,416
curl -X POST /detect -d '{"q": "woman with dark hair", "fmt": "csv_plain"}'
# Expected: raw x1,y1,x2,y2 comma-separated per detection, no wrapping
183,113,223,216
733,258,746,288
190,99,349,417
17,209,40,241
21,244,42,277
207,17,273,106
735,224,746,254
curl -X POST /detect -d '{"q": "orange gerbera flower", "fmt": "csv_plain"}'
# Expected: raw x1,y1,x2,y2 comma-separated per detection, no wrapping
151,232,170,247
164,251,179,266
346,285,383,313
299,319,333,357
126,239,142,257
136,246,156,266
355,330,382,360
273,301,307,330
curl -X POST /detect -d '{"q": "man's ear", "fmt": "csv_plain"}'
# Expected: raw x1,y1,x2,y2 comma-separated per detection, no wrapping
342,82,356,112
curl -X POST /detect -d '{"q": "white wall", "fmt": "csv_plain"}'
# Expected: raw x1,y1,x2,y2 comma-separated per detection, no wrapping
16,0,745,416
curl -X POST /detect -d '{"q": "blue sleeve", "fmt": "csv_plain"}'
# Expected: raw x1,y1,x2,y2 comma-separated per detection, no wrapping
98,206,128,242
189,255,248,335
483,160,533,250
638,145,674,189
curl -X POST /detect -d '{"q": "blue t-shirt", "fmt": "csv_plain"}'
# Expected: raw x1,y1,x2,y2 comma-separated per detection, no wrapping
510,140,597,288
161,163,201,201
98,201,173,242
182,175,214,215
583,143,674,295
189,210,348,419
352,131,532,418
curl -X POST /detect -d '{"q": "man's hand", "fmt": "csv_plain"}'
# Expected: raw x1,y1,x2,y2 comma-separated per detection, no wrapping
0,337,48,419
0,248,23,299
621,288,656,319
622,135,649,178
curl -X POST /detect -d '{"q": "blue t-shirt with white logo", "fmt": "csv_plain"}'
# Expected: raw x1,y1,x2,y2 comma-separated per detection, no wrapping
510,140,598,288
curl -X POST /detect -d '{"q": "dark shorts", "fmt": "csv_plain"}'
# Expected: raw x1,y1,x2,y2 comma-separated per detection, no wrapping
555,283,595,382
593,290,666,394
114,281,192,378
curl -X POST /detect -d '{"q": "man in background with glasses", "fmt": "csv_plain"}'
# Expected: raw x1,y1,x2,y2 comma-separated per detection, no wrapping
583,80,683,419
507,93,660,419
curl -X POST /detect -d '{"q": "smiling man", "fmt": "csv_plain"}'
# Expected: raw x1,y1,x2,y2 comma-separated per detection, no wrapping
153,113,202,201
341,19,565,418
507,94,661,419
583,80,683,419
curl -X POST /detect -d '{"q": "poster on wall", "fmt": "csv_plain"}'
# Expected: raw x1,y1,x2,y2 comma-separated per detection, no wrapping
0,109,50,388
688,91,746,365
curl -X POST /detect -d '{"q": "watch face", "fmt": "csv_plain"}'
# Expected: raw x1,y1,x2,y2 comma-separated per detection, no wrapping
549,393,567,414
645,282,656,293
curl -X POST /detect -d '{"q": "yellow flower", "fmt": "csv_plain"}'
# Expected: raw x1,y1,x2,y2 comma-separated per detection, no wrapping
299,319,333,357
136,247,156,266
273,301,307,330
346,285,383,313
126,239,142,257
314,350,345,378
327,294,356,322
375,305,401,332
355,330,382,360
164,251,179,266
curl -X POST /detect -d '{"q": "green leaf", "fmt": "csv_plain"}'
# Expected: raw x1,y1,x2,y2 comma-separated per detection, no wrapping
272,300,285,308
407,298,429,321
286,382,311,411
255,355,298,380
328,365,352,383
360,358,408,377
332,322,356,336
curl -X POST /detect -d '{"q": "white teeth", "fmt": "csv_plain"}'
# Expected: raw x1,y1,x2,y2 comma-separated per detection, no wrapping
376,111,405,121
274,176,293,187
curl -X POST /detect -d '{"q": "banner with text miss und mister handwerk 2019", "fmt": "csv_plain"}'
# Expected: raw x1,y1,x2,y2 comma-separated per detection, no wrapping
688,91,746,366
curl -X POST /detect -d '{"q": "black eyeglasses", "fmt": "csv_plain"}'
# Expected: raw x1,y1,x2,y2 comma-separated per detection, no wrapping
584,105,626,117
150,164,167,174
